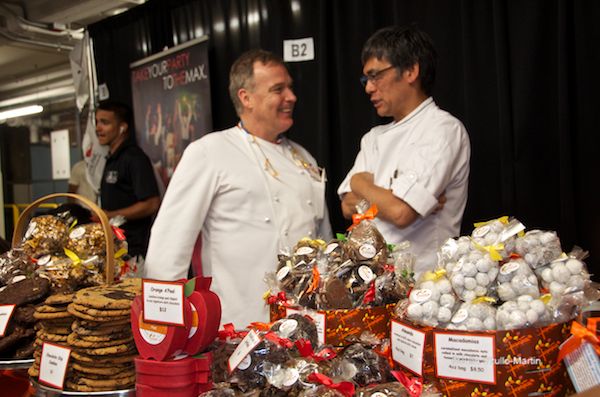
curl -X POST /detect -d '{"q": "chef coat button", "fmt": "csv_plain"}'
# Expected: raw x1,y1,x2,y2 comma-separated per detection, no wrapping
284,230,289,236
307,200,312,206
274,196,280,202
307,231,313,237
264,217,271,223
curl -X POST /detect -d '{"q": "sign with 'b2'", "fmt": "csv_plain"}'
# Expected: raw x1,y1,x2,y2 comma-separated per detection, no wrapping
283,38,315,62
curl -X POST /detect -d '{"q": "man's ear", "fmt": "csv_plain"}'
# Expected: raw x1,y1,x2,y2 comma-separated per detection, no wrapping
404,63,420,84
238,88,252,110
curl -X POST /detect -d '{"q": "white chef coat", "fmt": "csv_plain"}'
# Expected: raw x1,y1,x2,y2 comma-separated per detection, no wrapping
338,98,470,276
145,126,332,327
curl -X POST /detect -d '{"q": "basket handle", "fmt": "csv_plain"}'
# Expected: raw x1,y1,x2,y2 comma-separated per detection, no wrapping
12,193,115,285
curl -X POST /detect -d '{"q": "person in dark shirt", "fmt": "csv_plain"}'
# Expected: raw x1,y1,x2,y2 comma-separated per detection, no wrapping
96,100,160,262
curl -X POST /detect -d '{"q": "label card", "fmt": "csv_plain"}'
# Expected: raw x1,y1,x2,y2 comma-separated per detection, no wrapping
283,38,315,62
0,305,16,336
228,329,262,373
564,341,600,393
143,279,185,326
39,342,71,389
390,320,426,376
286,307,326,345
434,332,496,384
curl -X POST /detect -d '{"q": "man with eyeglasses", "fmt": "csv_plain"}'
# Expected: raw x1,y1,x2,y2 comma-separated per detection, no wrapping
338,25,471,277
145,49,332,327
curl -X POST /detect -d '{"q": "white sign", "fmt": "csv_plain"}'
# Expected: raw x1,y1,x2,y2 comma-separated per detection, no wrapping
0,305,15,336
286,307,326,345
228,329,262,373
50,129,71,180
564,341,600,393
390,320,426,376
39,342,71,389
283,38,315,62
435,332,496,384
143,280,185,326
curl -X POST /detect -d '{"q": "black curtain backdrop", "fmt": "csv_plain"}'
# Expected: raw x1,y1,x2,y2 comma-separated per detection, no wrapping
89,0,600,277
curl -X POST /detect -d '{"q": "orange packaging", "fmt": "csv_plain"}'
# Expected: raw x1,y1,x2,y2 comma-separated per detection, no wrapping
270,303,395,347
391,318,575,397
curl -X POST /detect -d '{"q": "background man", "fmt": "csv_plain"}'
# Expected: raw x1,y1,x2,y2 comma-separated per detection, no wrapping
95,100,160,263
338,25,471,276
145,49,331,326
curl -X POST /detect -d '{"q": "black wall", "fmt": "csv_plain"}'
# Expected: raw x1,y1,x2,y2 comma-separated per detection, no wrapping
89,0,600,276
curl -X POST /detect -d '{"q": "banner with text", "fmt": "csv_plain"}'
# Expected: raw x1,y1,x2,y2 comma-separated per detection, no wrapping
130,36,212,190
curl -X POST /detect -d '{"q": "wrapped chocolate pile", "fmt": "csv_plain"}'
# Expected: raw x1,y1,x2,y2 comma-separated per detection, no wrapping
0,208,126,360
266,201,415,312
206,314,399,397
398,216,599,331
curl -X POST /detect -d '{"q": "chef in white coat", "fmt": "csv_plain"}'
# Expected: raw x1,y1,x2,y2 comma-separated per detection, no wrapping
144,49,332,327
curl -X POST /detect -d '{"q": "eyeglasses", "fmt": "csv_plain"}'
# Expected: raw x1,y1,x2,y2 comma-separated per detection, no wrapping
359,65,396,87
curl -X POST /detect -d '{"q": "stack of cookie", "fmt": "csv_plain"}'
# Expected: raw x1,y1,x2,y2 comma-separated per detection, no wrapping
64,279,141,392
28,292,75,377
0,277,51,360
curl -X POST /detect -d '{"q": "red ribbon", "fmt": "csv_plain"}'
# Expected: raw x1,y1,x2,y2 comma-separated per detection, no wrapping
307,373,355,397
295,339,337,362
391,370,423,397
348,204,378,231
557,321,600,363
264,332,293,349
362,280,376,304
217,323,248,341
266,291,288,305
111,225,126,241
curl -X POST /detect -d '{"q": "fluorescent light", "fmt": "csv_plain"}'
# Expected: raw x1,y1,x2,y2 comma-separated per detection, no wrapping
0,105,43,121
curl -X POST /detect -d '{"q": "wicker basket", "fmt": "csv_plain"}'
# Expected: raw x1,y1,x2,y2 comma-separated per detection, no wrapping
11,193,115,284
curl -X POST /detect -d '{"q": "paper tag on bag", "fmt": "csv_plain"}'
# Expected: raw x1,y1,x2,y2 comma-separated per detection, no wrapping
564,341,600,393
228,329,261,373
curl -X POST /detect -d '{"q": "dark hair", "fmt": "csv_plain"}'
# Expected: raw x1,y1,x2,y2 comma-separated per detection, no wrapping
361,25,437,96
96,100,133,130
229,49,287,115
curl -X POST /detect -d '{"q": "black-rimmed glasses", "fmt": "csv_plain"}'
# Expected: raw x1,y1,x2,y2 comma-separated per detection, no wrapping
359,65,396,87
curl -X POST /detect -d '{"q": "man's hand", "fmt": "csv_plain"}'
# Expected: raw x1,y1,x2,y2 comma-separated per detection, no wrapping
433,192,447,214
341,191,363,219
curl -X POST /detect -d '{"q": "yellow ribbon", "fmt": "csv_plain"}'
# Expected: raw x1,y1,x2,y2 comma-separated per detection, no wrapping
69,219,78,232
471,239,504,261
421,268,447,282
63,248,81,265
114,247,127,259
472,296,497,305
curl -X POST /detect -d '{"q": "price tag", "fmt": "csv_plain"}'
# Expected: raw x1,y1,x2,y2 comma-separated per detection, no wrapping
228,329,262,373
434,332,496,384
39,342,71,389
143,279,185,326
286,307,326,345
390,320,426,376
0,305,16,336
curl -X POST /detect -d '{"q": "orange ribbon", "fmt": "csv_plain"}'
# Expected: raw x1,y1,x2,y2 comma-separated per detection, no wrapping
348,204,378,231
249,322,272,332
305,266,321,294
557,321,600,363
